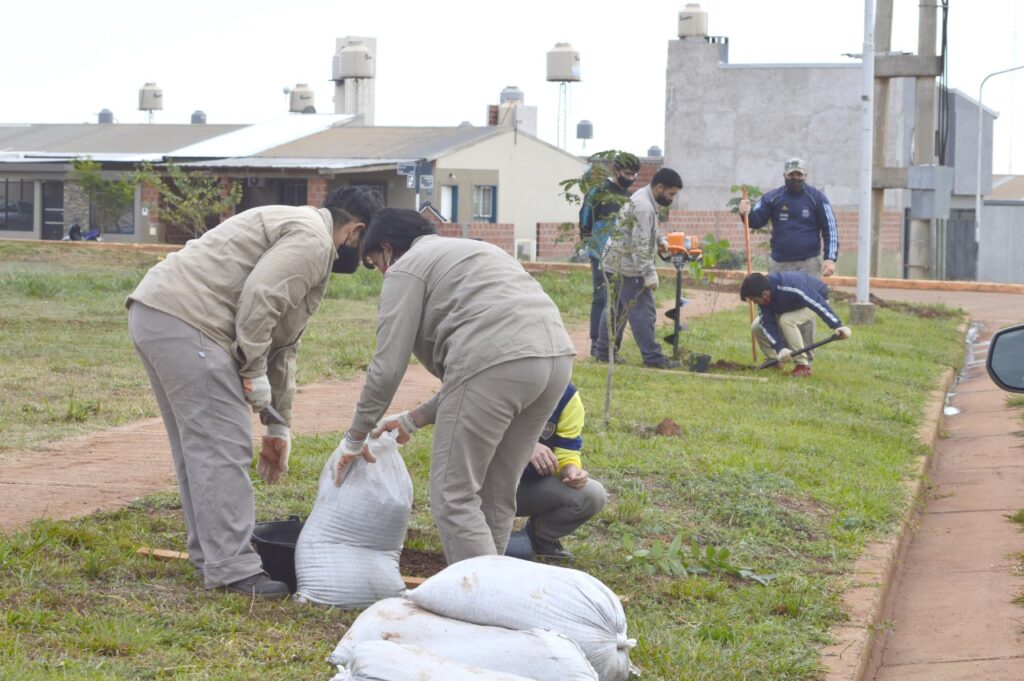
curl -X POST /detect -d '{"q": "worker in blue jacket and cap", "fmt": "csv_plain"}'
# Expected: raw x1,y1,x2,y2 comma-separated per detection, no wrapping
740,271,851,377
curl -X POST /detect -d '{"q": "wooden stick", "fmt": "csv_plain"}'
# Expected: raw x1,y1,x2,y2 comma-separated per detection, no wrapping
679,372,768,383
136,547,189,561
742,187,757,363
402,576,427,589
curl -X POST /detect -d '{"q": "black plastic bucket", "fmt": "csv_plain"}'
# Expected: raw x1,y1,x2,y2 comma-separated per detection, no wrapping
251,517,304,593
688,352,712,373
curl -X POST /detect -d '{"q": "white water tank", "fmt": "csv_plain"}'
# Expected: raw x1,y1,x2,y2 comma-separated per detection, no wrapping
500,86,524,105
546,43,581,82
289,83,315,112
138,82,163,111
335,40,375,79
678,3,709,38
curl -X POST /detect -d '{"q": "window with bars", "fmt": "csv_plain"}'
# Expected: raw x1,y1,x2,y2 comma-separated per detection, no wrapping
473,185,496,223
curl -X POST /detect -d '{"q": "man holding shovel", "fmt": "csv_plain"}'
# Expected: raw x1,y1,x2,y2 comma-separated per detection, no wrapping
739,271,851,377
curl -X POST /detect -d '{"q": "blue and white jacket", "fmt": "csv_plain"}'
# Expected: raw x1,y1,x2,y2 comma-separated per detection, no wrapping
758,272,842,352
747,184,838,263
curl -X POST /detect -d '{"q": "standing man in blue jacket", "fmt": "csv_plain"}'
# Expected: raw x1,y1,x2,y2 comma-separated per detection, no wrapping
737,158,839,278
739,271,851,377
578,153,640,357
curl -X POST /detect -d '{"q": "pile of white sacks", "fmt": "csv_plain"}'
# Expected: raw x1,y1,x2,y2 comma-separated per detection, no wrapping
292,432,637,680
329,555,637,681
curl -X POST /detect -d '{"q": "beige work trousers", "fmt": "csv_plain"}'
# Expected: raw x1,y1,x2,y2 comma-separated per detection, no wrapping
751,307,818,367
128,302,263,588
770,256,821,349
430,355,573,564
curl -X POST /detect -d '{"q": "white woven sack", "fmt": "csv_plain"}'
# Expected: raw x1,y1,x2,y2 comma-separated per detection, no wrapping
294,431,412,608
329,597,597,680
407,555,636,681
329,640,534,681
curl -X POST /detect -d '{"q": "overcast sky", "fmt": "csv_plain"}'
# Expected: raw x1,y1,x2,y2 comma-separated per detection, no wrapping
3,1,1022,173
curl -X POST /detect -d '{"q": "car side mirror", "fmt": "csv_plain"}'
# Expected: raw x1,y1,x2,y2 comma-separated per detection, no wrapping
986,324,1024,393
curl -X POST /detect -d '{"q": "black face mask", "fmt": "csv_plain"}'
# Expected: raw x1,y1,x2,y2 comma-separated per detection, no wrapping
617,174,635,190
332,244,362,274
655,193,675,207
785,177,805,194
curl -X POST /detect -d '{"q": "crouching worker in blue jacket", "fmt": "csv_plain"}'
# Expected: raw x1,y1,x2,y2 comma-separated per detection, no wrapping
515,383,607,561
740,271,851,377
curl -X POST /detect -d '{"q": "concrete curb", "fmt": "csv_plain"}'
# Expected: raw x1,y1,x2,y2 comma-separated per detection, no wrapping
523,262,1024,294
819,321,966,681
6,241,1022,294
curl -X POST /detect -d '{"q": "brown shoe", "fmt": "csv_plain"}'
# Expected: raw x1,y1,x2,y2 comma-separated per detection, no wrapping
791,364,812,377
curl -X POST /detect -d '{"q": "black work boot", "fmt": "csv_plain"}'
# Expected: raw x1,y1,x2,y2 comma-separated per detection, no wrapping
221,572,290,599
525,520,573,563
644,357,681,370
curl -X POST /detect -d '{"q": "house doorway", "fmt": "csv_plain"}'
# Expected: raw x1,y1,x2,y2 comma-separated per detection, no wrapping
41,181,64,240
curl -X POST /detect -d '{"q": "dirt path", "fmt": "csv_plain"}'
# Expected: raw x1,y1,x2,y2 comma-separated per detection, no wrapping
0,288,739,534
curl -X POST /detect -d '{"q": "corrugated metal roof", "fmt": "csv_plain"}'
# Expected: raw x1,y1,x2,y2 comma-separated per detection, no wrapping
179,157,408,172
991,175,1024,201
256,126,505,160
0,124,244,155
168,114,357,158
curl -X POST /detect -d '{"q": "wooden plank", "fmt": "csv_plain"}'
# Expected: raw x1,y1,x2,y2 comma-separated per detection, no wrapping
136,547,189,561
402,576,426,589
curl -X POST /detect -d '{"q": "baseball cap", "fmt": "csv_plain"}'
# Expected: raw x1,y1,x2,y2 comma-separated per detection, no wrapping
784,158,806,175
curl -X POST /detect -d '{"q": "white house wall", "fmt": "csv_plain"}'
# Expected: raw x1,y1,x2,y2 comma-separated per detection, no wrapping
438,131,585,243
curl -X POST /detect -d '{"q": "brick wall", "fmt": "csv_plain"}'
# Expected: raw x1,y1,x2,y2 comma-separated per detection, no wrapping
534,209,902,263
664,209,903,261
436,222,516,255
536,222,579,259
308,176,328,208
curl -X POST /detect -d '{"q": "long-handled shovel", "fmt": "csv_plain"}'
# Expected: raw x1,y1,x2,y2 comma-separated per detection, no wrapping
758,334,840,369
742,187,756,363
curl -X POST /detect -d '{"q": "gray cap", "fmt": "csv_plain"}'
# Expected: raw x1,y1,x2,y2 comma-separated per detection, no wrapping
784,158,807,175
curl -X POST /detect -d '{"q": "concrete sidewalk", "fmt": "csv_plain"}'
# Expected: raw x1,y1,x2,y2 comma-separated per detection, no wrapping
835,288,1024,680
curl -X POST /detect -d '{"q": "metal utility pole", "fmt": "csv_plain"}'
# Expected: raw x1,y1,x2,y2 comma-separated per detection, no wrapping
906,2,939,279
853,0,877,323
869,0,893,277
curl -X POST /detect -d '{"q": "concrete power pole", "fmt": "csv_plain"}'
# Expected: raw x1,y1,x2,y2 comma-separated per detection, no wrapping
870,0,894,277
906,2,939,279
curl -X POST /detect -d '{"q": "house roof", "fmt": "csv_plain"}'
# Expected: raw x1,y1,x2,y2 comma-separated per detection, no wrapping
254,126,505,160
0,124,244,159
0,114,359,163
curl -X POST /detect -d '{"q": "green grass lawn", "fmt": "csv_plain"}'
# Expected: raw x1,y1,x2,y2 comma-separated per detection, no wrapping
0,243,964,680
0,243,384,452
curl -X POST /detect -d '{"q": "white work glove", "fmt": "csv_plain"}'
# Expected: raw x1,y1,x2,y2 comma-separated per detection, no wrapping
738,198,751,216
243,374,271,411
643,270,659,290
257,424,290,483
332,430,375,486
834,326,852,340
373,411,418,445
776,348,794,364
